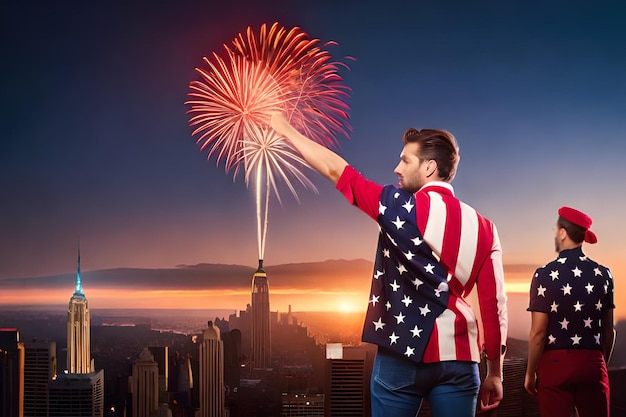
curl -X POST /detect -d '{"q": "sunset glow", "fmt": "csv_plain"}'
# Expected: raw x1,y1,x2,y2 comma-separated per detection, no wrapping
2,259,624,322
337,301,361,313
0,287,368,314
2,256,624,328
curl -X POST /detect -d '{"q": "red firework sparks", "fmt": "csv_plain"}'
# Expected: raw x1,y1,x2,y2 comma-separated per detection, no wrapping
186,22,352,185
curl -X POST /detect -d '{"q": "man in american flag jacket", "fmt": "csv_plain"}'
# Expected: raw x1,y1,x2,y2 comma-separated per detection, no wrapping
271,113,508,417
525,207,615,417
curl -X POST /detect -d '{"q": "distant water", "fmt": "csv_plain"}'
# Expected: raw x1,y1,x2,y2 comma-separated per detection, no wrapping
92,308,239,318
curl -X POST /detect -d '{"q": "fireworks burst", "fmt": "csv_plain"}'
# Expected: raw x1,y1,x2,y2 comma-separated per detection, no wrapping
186,22,352,259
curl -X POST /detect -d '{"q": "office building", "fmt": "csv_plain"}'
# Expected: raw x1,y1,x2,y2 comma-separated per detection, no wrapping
23,339,56,417
148,346,169,403
325,344,375,417
0,328,24,417
129,347,159,417
48,369,104,417
168,352,193,414
281,393,324,417
199,321,224,417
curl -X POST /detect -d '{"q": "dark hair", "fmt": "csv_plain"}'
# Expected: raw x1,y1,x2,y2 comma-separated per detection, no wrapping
557,217,586,244
402,128,460,181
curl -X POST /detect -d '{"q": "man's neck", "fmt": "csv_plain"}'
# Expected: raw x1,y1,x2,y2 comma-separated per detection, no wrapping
560,242,583,251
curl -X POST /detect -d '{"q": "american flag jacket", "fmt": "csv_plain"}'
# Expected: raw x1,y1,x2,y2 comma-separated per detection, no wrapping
528,246,614,351
337,166,508,363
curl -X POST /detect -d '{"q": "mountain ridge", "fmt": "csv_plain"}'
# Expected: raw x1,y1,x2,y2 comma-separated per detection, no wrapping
0,259,538,291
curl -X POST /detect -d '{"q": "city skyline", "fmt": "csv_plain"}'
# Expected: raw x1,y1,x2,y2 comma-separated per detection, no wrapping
0,259,589,341
2,1,625,322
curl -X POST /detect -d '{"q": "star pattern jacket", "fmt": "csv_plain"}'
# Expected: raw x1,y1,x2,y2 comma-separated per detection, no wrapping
528,246,614,351
336,166,508,363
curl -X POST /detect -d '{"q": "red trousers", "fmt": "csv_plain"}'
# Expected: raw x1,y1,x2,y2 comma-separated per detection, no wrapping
536,349,610,417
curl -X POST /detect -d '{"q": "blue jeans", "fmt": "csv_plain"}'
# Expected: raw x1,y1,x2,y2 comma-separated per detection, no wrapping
370,348,480,417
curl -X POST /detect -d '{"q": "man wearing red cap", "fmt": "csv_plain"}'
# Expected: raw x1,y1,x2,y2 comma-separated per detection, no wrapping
525,206,615,417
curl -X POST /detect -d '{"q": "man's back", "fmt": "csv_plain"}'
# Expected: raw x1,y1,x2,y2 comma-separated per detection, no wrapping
529,247,613,351
413,182,507,363
336,165,507,364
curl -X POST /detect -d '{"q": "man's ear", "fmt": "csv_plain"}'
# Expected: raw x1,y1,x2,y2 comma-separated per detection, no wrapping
557,227,567,241
426,160,437,178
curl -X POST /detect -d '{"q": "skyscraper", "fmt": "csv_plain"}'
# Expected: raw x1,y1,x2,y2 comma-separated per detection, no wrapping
325,344,375,417
148,346,169,404
48,370,104,417
0,328,24,417
168,352,193,414
129,347,159,417
199,321,224,417
23,339,56,417
67,246,91,374
251,260,271,369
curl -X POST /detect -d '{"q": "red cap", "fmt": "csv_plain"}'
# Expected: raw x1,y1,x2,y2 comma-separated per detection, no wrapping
558,206,597,244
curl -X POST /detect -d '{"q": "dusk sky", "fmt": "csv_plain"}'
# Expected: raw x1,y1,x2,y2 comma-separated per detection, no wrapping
2,2,625,320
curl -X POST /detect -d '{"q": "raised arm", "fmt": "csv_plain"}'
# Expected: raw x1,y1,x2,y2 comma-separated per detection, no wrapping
270,113,349,184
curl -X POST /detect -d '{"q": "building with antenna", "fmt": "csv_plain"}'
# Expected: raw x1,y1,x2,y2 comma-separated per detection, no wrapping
67,245,92,374
251,260,271,370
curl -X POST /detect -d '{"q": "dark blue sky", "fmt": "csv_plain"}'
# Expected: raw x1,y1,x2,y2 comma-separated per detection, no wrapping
2,1,625,286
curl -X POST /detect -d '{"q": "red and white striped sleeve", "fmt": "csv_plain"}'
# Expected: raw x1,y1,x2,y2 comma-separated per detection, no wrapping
475,222,508,360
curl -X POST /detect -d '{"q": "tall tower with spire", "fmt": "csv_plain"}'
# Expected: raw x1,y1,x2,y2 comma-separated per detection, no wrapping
251,260,271,369
67,244,91,374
